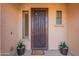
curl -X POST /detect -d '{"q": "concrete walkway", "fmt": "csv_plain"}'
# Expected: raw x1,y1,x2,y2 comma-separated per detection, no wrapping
22,50,72,56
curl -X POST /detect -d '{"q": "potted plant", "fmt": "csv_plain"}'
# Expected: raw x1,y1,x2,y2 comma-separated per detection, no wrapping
17,40,25,56
59,41,68,55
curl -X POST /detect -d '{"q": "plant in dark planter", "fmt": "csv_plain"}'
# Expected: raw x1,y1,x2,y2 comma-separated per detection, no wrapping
59,41,68,55
17,40,25,56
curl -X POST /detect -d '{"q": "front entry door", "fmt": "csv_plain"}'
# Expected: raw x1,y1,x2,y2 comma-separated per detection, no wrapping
31,8,48,50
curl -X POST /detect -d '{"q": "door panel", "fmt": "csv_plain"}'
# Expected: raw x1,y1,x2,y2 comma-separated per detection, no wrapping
31,8,48,50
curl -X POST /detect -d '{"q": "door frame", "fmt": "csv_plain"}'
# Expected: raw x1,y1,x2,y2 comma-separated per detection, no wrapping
31,8,48,50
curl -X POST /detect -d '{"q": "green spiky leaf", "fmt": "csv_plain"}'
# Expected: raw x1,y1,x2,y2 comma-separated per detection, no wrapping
17,40,25,48
59,41,68,48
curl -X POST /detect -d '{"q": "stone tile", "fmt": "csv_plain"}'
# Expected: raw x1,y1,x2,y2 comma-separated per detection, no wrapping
20,50,72,56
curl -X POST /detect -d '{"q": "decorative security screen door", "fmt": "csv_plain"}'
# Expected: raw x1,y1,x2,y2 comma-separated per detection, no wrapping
31,8,48,50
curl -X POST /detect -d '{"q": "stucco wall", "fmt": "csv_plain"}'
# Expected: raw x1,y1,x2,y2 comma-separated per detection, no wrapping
19,4,67,50
67,4,79,55
1,4,19,55
1,4,67,55
0,4,1,55
1,3,79,56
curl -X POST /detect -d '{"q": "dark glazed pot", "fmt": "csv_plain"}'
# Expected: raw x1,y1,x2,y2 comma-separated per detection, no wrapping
17,46,25,56
59,48,68,55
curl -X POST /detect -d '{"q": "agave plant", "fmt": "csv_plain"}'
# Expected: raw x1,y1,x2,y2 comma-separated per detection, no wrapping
59,41,68,49
59,41,69,55
17,40,25,55
17,40,25,48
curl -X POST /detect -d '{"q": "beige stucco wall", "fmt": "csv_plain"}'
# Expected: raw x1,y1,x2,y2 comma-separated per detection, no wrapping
19,4,67,50
0,4,1,55
1,4,19,55
1,3,79,56
1,3,67,55
67,4,79,55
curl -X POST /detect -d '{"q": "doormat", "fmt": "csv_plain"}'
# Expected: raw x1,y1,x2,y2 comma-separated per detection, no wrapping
31,50,45,55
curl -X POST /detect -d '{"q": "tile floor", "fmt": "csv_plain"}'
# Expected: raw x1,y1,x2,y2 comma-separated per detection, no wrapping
21,50,72,56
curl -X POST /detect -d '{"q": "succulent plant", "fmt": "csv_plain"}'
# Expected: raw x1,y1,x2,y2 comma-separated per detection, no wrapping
59,41,68,49
17,40,25,48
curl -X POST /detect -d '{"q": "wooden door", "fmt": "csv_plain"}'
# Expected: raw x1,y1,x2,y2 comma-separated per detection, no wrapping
31,8,48,50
